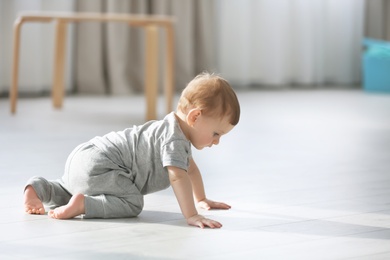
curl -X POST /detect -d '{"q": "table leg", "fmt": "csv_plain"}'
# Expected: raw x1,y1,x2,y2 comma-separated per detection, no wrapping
10,18,23,114
145,26,158,121
52,19,67,109
165,24,175,114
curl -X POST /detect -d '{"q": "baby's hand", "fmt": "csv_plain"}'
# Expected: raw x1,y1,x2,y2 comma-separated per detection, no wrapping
187,214,222,229
197,198,231,210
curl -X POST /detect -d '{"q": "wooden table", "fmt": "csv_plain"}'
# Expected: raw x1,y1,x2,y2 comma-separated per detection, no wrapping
10,12,175,121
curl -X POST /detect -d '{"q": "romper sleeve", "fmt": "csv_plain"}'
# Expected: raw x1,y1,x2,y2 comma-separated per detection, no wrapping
161,139,191,171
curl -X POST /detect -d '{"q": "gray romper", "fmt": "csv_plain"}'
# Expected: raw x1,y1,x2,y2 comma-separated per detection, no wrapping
26,112,192,218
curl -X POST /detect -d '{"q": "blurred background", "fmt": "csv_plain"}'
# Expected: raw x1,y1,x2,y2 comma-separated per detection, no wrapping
0,0,389,96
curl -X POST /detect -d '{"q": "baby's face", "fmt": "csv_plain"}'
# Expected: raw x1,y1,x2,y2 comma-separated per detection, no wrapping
190,115,234,150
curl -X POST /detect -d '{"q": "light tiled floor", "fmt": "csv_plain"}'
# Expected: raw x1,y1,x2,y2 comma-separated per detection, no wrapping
1,89,390,259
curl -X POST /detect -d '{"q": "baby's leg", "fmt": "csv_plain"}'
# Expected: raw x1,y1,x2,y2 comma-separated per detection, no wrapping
24,185,45,215
83,193,144,219
48,191,144,219
48,193,85,219
24,176,72,215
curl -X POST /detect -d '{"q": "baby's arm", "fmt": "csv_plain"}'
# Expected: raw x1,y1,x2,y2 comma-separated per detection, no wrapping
167,165,222,229
187,158,231,210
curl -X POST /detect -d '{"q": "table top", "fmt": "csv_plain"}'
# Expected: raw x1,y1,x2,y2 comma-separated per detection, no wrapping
16,11,175,26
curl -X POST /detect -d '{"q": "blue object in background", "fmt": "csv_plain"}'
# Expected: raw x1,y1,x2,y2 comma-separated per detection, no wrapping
362,38,390,92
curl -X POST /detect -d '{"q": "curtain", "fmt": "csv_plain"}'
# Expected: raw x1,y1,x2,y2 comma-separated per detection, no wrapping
365,0,390,41
75,0,216,95
216,0,366,87
0,0,75,95
0,0,214,95
1,0,389,95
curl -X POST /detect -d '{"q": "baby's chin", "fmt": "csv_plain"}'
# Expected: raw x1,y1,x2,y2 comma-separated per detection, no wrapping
193,144,212,150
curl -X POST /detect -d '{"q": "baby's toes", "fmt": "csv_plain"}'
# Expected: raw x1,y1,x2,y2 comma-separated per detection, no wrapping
26,207,44,215
32,208,43,214
48,210,57,219
25,206,34,214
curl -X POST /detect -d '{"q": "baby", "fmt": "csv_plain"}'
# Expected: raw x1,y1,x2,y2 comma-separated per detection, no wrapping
23,72,240,229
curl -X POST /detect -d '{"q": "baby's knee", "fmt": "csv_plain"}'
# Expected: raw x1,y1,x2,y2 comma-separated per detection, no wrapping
122,195,144,217
129,203,143,217
83,194,143,219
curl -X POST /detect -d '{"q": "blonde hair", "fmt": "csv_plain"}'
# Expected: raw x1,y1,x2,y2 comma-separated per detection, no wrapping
177,72,240,125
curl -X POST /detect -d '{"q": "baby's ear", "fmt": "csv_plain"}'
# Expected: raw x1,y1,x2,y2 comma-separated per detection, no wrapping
187,109,202,126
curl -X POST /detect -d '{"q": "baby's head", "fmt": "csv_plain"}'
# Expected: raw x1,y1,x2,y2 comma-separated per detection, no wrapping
177,72,240,126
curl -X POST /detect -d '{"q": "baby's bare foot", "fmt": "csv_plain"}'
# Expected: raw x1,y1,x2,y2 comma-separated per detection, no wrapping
24,185,45,215
49,193,85,219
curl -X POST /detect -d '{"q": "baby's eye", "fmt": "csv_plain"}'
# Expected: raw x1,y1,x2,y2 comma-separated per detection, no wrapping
213,132,220,137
